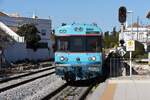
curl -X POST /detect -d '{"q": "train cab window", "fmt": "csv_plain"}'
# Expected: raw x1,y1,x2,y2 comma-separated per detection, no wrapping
86,37,102,52
57,37,69,51
70,37,85,52
56,36,102,52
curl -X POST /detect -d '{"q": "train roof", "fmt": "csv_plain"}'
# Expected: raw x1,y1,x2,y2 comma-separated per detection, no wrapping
55,23,102,36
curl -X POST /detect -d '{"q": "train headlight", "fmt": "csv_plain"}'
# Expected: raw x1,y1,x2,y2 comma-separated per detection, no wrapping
60,56,65,61
60,56,68,61
88,57,92,61
92,56,96,61
88,56,96,61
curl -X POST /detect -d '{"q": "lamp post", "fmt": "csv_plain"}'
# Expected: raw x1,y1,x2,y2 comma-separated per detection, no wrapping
127,10,134,77
127,11,133,40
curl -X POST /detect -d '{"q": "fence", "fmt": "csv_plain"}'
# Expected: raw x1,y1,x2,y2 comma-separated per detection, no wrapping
109,58,124,77
109,58,150,77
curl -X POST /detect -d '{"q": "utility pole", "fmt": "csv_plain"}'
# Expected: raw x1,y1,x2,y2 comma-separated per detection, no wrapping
137,16,139,40
131,12,133,40
146,11,150,19
127,10,134,77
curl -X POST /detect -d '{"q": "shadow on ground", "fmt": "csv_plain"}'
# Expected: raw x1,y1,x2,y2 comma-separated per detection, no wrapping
68,76,106,87
123,63,139,75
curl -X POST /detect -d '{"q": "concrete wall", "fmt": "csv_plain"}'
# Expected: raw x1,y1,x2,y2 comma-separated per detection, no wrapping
3,43,53,63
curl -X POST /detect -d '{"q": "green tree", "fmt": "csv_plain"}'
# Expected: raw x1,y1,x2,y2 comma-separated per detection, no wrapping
17,23,41,51
110,27,119,47
103,27,119,49
104,31,110,48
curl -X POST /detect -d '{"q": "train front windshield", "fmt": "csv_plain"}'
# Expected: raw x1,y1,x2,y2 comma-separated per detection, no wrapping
56,36,102,52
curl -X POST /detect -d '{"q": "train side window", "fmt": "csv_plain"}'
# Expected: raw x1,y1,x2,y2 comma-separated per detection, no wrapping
57,38,68,51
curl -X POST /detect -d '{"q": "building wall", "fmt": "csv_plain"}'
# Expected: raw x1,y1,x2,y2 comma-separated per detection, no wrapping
0,16,54,62
119,26,150,51
4,43,53,62
123,27,149,42
0,16,52,41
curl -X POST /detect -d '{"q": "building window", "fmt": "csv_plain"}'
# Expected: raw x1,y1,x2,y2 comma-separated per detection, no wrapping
41,29,47,36
26,42,48,49
37,42,48,48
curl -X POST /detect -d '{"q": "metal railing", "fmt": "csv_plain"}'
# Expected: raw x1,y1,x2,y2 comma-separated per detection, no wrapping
0,21,24,43
109,58,150,78
109,58,124,77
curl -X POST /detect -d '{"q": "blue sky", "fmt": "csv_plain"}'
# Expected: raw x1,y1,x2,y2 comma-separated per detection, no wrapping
0,0,150,32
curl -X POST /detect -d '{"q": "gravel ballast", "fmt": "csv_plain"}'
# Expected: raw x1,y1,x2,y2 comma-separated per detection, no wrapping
0,69,54,90
0,74,64,100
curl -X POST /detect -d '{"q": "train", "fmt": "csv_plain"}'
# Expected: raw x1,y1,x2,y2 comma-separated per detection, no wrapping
54,23,104,82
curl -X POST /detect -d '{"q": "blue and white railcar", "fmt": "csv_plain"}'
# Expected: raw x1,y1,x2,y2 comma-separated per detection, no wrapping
54,23,103,82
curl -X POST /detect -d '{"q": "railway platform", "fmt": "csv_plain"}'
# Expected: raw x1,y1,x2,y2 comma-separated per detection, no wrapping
88,76,150,100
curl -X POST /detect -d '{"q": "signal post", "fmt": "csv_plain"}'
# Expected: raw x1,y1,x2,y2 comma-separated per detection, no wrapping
118,6,127,76
118,6,127,42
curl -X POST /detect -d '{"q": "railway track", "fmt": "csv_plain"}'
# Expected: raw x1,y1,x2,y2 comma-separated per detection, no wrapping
0,63,105,99
41,83,68,100
42,83,94,100
0,66,55,83
0,66,55,93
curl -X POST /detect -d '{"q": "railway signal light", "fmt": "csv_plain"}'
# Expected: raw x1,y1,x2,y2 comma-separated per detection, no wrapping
119,6,127,23
120,39,125,46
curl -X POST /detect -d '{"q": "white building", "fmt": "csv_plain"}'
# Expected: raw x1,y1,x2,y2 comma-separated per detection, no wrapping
0,12,54,63
119,23,150,51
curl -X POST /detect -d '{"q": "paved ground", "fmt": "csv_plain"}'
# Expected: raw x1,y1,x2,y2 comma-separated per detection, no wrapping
89,76,150,100
110,79,150,100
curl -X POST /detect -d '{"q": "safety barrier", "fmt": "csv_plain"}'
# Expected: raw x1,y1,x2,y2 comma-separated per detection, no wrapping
0,21,24,42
